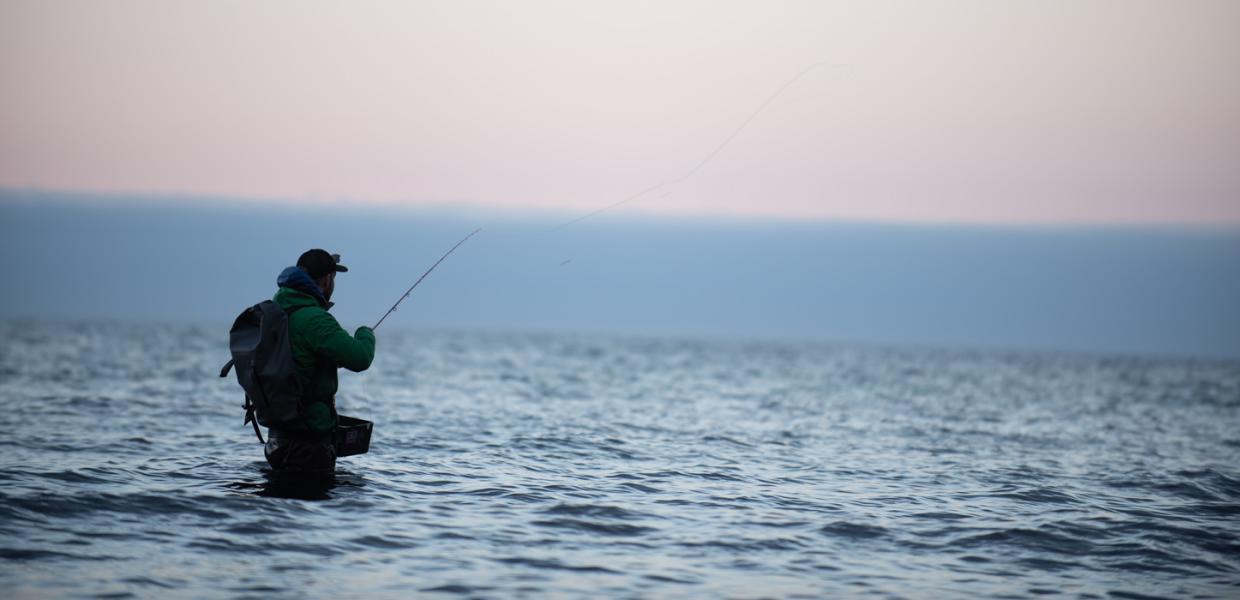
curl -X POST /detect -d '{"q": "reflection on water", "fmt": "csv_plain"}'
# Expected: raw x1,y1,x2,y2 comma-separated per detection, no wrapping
227,470,365,501
1,320,1238,598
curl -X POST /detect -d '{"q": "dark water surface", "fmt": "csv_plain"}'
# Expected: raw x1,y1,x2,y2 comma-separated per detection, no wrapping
2,320,1238,598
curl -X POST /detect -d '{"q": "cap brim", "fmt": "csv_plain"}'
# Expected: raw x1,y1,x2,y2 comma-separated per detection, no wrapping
328,253,348,272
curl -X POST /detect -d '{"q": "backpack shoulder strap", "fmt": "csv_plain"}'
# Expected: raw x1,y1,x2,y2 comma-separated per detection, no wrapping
243,395,265,444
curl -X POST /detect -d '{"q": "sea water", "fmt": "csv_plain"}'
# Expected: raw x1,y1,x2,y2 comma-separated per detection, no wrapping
1,320,1237,598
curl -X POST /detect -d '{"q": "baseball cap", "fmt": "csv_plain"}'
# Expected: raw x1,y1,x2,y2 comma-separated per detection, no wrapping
297,249,349,279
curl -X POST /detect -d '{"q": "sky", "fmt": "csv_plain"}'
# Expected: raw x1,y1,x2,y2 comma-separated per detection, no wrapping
2,0,1238,224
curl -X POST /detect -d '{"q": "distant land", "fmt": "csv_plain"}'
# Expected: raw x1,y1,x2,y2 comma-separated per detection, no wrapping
2,188,1239,359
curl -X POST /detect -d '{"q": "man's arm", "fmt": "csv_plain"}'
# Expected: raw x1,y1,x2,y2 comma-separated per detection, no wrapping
307,311,376,372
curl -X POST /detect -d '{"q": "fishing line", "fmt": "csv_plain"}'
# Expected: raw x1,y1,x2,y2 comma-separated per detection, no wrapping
554,61,839,231
372,61,836,326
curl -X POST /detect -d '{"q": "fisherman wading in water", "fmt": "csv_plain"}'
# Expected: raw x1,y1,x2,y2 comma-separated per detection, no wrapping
266,249,376,474
226,236,470,478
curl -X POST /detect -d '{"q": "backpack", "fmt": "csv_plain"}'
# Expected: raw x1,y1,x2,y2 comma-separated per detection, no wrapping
219,301,307,442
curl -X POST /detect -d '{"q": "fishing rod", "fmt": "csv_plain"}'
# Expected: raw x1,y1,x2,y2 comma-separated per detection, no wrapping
372,228,482,330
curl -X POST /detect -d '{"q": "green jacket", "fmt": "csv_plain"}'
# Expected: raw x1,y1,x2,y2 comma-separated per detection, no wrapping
273,286,376,433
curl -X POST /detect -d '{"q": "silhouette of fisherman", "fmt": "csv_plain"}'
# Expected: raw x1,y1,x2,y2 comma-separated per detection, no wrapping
266,249,376,475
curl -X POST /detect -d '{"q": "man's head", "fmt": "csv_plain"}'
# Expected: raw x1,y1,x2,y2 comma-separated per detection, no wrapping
297,249,348,302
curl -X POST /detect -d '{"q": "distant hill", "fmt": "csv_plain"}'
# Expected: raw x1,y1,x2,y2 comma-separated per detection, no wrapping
3,188,1239,358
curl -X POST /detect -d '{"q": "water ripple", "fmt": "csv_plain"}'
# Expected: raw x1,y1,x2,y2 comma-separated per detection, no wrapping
1,321,1238,598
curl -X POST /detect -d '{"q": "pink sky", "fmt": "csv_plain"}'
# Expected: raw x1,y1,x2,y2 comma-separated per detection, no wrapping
2,1,1237,224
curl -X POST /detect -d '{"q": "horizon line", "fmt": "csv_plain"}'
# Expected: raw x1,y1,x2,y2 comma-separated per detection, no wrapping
3,184,1240,231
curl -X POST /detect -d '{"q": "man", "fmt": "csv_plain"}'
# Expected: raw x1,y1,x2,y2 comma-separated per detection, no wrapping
266,248,376,474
